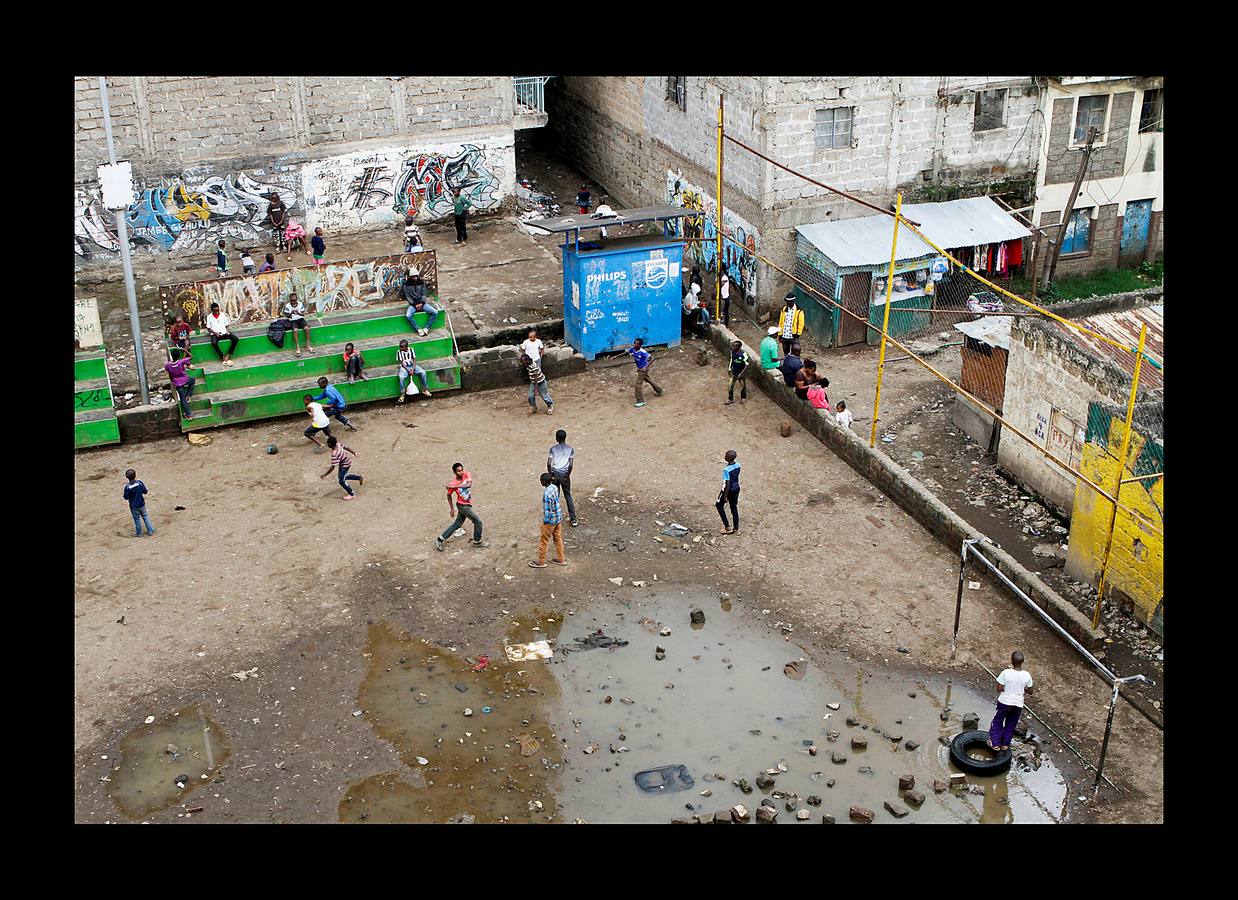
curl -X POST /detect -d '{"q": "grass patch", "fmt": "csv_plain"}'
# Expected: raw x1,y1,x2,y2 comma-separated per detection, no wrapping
1006,259,1163,303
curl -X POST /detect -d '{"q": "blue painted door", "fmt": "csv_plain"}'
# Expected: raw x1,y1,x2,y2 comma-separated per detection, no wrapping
1120,199,1153,263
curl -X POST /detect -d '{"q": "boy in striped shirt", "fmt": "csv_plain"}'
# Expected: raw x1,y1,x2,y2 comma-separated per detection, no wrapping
521,353,554,415
529,472,567,568
320,435,363,500
395,339,433,403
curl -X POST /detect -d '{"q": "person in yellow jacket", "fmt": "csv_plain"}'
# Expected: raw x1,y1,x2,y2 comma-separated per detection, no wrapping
776,291,805,355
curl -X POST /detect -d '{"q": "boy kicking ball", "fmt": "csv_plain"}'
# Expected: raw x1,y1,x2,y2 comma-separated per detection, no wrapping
320,435,363,500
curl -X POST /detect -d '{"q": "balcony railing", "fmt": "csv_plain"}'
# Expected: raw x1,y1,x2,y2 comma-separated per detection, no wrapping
514,76,551,115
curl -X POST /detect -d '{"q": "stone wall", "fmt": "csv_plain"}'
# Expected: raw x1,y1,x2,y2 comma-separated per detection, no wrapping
458,344,583,393
704,322,1105,652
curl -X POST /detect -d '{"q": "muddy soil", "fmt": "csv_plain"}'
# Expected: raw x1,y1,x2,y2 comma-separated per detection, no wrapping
74,347,1162,823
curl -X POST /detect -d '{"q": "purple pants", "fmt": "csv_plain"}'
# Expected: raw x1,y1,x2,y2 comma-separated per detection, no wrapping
989,702,1022,748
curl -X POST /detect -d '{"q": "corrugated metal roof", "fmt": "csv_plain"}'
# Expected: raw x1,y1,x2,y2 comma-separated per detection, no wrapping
796,197,1030,268
900,196,1032,249
795,216,936,269
954,316,1013,350
1047,304,1163,391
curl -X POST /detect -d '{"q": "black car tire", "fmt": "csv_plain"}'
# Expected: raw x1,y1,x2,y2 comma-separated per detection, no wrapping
949,730,1012,776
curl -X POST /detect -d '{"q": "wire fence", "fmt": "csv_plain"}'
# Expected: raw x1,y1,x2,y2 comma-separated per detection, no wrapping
707,110,1163,635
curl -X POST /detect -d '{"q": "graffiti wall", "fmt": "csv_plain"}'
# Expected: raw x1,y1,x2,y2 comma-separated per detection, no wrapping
664,169,760,299
301,136,514,233
160,251,438,331
74,169,300,259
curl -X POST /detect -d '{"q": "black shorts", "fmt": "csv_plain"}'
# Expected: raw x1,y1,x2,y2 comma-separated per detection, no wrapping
289,317,308,330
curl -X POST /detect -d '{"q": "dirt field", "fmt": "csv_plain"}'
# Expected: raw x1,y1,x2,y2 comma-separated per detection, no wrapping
73,344,1163,823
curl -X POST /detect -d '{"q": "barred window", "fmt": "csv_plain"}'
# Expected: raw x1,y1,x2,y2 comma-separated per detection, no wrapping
667,77,686,111
974,89,1007,131
1073,95,1108,144
1140,88,1162,133
814,106,853,150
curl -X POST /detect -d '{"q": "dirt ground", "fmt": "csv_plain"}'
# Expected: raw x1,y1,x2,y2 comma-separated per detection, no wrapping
73,342,1162,823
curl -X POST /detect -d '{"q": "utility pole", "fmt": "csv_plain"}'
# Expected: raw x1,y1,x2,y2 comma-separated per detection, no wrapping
1044,126,1096,290
99,76,149,405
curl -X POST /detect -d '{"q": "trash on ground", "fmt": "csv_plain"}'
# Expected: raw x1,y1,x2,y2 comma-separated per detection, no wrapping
187,433,213,446
634,764,695,794
559,630,629,656
608,577,624,585
784,659,808,680
967,581,982,590
661,523,690,538
505,640,553,662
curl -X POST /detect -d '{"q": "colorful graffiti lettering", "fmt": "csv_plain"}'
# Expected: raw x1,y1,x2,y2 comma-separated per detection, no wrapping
160,251,439,330
393,145,502,220
664,170,760,299
75,172,296,258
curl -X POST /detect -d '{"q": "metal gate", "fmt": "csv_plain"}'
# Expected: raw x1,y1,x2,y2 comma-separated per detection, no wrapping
1120,199,1153,266
838,272,871,346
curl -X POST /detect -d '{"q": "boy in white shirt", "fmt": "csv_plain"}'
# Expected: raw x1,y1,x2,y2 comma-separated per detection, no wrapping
519,327,545,363
281,292,315,356
302,394,333,450
990,650,1033,751
834,400,853,430
205,302,239,366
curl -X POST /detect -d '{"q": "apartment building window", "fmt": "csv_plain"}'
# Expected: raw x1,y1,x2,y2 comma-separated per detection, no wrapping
1060,207,1093,255
814,106,854,149
973,88,1007,131
1073,95,1108,144
666,77,687,111
1140,88,1163,133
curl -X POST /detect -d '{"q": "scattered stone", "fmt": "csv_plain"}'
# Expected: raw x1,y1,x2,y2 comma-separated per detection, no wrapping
714,810,734,825
760,798,776,809
755,806,777,824
830,752,847,765
949,773,968,788
736,778,753,794
784,798,798,812
884,801,909,819
731,804,750,822
886,733,903,743
826,702,841,710
897,647,910,654
905,790,925,808
808,746,818,756
904,740,920,751
463,708,473,717
822,814,836,824
827,779,836,788
780,422,793,438
858,766,873,775
970,785,986,796
806,795,822,806
851,737,868,750
849,805,876,823
961,712,980,730
454,683,468,693
898,774,915,790
846,716,860,727
932,780,948,793
756,773,776,789
670,817,693,825
446,812,476,824
908,691,917,698
655,646,666,661
690,608,705,625
796,809,811,821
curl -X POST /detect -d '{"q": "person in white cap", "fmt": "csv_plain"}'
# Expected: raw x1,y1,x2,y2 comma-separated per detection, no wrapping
759,324,782,371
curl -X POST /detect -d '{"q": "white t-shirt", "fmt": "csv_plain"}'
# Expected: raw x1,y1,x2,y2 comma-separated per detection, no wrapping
720,276,730,300
241,254,255,268
520,338,544,361
835,408,853,430
206,312,231,335
996,668,1033,708
307,402,329,429
282,300,307,320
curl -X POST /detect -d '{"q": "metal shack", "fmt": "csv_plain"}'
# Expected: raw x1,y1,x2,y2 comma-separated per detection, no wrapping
525,205,699,360
793,197,1031,348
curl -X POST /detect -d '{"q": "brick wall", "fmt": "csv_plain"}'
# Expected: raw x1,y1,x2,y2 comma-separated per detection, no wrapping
1039,204,1120,278
1044,91,1135,186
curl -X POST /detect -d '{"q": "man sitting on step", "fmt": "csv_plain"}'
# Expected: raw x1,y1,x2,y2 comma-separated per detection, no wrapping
402,270,440,337
396,339,433,404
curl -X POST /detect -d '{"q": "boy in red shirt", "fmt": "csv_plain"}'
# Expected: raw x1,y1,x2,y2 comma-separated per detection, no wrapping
435,462,484,550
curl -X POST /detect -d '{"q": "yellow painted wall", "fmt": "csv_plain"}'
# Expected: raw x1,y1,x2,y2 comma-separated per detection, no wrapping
1066,418,1164,635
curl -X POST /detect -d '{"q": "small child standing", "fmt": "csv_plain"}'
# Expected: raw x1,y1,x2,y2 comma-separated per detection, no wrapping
576,184,591,214
320,435,363,500
241,248,256,275
343,342,367,384
834,400,853,430
214,240,228,277
404,217,423,253
726,340,750,405
715,450,741,535
123,468,155,537
990,651,1034,751
311,228,326,266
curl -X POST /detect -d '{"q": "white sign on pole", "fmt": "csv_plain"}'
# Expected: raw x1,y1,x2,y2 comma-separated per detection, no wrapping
98,161,135,211
75,297,104,349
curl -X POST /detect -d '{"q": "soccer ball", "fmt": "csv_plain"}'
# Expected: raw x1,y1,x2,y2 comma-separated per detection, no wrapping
266,444,279,455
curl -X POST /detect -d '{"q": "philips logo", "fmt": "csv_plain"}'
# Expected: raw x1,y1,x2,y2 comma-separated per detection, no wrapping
586,270,626,287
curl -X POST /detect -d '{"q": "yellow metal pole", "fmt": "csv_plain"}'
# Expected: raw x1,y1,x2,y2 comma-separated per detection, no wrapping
870,192,903,448
715,93,724,322
1092,323,1147,629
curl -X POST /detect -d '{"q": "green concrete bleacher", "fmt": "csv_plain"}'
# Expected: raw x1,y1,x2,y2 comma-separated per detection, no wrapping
171,305,462,432
75,348,120,449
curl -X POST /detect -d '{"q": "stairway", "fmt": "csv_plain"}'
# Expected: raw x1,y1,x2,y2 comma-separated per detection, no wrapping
75,349,120,448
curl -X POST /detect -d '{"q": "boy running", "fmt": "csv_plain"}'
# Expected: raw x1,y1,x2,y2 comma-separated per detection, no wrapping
320,435,363,500
627,338,662,408
311,377,356,431
303,394,333,449
990,651,1033,751
522,353,553,415
715,450,741,535
435,463,483,550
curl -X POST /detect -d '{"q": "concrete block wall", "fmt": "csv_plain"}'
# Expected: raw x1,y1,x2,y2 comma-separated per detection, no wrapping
458,344,583,393
1038,203,1120,278
1044,91,1135,186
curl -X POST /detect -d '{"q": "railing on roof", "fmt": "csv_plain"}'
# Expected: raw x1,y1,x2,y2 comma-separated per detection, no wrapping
514,77,552,115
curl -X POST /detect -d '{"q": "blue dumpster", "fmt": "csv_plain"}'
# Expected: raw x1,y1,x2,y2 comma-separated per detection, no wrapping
563,237,684,360
523,205,699,361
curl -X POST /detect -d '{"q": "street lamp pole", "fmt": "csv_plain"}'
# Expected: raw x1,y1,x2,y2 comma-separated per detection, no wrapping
98,75,149,405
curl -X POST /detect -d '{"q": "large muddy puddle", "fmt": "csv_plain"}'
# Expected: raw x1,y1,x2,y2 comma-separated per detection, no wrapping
340,586,1068,824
